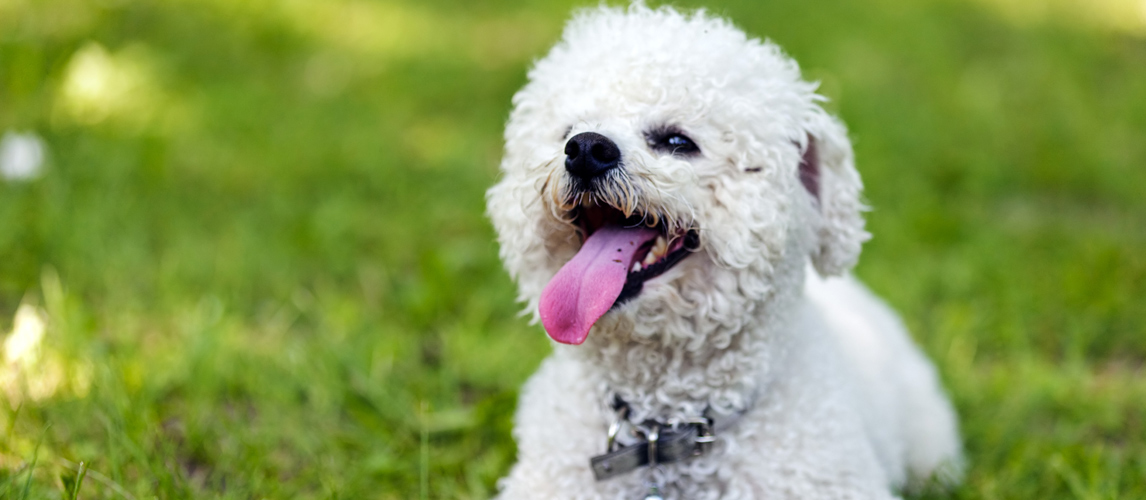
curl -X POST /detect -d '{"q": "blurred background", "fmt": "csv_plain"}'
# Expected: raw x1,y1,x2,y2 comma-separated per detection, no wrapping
1,0,1144,498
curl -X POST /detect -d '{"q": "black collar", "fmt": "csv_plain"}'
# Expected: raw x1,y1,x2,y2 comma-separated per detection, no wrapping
590,396,740,481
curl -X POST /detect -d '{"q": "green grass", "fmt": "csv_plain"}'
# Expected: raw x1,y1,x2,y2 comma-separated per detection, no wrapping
1,0,1144,498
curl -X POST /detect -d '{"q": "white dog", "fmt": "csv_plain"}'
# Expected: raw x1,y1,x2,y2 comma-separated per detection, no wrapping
486,4,962,499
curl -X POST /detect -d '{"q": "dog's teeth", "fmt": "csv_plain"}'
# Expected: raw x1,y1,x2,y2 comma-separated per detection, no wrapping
632,262,642,273
643,251,657,266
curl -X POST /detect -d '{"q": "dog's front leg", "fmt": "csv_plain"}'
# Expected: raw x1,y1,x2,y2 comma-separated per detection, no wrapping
497,354,654,500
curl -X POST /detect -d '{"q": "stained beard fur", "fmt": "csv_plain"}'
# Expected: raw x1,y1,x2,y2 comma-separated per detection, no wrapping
539,163,697,245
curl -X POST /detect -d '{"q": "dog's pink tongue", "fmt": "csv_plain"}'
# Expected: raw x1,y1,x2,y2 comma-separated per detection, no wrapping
539,225,659,345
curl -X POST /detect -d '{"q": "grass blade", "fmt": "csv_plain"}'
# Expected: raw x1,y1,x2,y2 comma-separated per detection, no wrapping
20,424,49,500
69,461,89,500
0,464,28,498
420,401,429,500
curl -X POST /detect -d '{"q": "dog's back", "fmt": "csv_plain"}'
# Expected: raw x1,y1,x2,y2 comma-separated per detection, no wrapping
805,271,964,489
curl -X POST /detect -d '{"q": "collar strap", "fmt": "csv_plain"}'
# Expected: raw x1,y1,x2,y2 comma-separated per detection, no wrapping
589,403,716,481
590,422,709,480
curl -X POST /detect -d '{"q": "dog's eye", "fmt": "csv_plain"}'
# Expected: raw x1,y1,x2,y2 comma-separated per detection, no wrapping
649,131,700,156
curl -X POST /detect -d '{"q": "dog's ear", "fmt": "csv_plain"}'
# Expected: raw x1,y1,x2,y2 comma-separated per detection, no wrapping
802,117,869,276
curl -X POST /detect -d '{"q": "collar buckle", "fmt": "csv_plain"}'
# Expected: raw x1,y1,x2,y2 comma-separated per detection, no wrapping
669,417,714,456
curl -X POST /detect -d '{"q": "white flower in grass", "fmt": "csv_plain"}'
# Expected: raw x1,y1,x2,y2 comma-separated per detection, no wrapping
0,131,46,181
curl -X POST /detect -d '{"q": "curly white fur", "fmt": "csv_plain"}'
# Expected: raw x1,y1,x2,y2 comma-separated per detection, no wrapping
486,4,963,499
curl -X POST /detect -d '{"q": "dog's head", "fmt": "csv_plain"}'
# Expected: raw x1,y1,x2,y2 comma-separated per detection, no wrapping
487,5,868,346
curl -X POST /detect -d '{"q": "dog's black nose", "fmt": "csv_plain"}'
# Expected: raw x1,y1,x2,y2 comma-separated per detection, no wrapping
564,132,620,181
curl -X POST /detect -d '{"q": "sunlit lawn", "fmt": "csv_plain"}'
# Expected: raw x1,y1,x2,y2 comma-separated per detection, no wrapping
1,0,1144,498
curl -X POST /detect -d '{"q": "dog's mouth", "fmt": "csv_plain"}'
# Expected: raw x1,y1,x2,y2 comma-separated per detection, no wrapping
574,203,700,306
538,201,699,345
